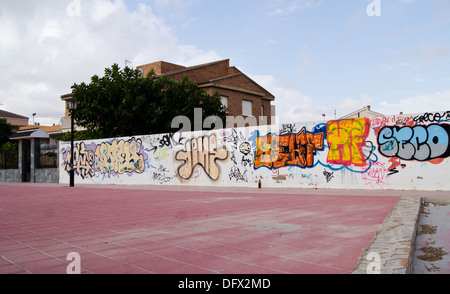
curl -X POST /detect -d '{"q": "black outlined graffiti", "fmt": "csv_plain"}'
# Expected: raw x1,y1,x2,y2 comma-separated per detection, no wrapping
228,166,248,182
158,132,185,148
378,124,450,161
413,111,450,124
239,142,251,155
323,169,334,183
241,157,253,167
152,165,173,184
279,123,296,134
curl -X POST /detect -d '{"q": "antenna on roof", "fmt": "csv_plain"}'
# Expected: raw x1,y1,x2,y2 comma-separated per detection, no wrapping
125,59,132,68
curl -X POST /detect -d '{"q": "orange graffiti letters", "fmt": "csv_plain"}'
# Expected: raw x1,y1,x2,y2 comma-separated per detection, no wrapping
254,129,324,170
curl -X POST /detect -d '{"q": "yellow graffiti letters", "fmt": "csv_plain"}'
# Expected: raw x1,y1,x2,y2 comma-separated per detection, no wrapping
326,118,370,167
94,138,145,177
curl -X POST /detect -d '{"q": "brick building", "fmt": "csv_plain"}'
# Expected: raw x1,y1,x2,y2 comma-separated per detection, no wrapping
137,59,275,126
0,109,29,131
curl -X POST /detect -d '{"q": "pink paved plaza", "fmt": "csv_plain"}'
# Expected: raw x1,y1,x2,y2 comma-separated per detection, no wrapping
0,183,408,274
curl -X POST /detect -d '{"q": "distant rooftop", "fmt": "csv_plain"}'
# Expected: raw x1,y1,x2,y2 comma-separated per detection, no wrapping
339,105,384,120
0,109,29,120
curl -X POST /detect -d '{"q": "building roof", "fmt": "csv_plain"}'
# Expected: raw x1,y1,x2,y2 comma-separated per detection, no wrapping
60,93,73,101
19,124,62,134
139,59,230,76
10,128,50,140
137,59,275,101
339,105,384,120
0,109,29,120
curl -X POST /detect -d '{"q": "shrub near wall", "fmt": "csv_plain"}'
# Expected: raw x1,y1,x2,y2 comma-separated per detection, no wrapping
59,111,450,191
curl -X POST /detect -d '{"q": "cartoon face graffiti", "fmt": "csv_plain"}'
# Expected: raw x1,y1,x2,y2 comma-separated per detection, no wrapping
239,142,251,155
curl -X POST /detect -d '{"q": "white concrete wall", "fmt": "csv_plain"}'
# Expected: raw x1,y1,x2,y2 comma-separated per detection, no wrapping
59,111,450,191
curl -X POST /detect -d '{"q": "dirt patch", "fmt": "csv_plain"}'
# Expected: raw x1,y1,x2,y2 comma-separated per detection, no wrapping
424,263,441,273
417,246,448,262
420,202,431,216
419,224,437,235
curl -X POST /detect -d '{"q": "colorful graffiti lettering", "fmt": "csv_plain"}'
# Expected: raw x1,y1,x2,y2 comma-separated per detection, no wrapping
93,138,146,177
58,110,450,191
254,128,324,170
326,118,371,167
175,134,228,180
378,124,450,162
62,142,95,179
62,138,147,179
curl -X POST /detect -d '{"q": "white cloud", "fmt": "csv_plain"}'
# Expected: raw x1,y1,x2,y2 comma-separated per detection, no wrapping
391,43,450,61
251,74,317,123
296,46,314,81
90,0,125,22
251,74,376,124
412,77,426,83
0,0,220,126
263,39,276,45
38,19,64,44
379,90,450,115
269,0,321,15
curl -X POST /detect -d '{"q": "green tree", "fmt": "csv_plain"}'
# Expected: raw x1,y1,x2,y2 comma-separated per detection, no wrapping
0,118,13,148
70,64,227,139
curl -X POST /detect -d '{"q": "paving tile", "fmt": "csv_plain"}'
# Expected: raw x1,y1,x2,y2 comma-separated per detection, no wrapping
0,264,29,274
16,257,67,273
1,247,41,259
131,254,214,274
0,184,406,274
98,246,140,258
29,265,69,274
218,264,285,274
89,263,150,274
9,252,54,264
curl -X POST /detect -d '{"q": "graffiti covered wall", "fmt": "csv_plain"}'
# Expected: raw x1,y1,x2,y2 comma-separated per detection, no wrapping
59,111,450,191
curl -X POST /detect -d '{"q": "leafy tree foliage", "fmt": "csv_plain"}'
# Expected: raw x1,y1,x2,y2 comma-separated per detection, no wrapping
0,118,13,148
70,64,227,139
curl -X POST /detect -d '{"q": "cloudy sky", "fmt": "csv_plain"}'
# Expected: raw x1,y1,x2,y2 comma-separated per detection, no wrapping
1,0,449,126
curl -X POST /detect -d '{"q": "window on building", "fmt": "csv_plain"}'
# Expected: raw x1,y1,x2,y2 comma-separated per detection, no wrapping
242,100,253,116
261,105,264,116
221,96,228,109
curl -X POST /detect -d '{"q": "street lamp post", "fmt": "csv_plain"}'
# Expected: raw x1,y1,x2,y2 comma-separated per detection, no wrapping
67,98,78,187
